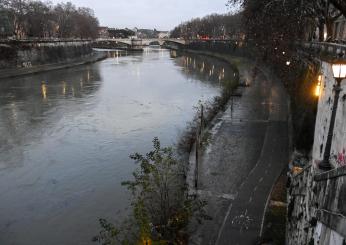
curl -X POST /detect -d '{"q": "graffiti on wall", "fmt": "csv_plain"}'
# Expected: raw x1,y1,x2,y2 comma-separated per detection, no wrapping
336,148,346,167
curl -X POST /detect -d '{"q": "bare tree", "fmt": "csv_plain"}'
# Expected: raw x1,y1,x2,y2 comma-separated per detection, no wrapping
0,0,100,39
171,13,242,39
25,1,50,37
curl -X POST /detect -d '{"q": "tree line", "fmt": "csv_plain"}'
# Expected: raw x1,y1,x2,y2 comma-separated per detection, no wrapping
170,13,242,39
226,0,346,152
227,0,346,49
0,0,99,39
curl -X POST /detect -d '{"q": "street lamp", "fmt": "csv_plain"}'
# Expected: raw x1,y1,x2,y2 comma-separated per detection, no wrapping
319,63,346,170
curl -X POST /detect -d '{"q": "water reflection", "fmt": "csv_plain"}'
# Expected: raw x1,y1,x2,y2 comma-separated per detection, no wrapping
171,50,235,86
0,66,101,105
0,48,235,245
41,82,47,100
0,66,102,166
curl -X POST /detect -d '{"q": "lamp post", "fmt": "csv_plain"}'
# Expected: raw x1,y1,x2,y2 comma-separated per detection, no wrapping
319,63,346,170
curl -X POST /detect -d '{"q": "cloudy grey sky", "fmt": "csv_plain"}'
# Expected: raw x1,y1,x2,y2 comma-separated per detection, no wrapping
51,0,231,31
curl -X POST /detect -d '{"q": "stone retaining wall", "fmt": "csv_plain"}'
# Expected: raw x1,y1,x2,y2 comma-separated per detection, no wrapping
0,40,93,69
288,56,346,245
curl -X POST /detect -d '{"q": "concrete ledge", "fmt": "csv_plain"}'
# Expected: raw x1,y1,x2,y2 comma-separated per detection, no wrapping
314,165,346,181
317,209,346,237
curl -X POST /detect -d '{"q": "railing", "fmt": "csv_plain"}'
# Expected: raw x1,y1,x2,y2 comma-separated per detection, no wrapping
314,164,346,181
194,104,205,189
300,41,346,60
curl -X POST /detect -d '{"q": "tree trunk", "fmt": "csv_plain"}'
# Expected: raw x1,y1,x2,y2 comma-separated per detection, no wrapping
318,20,325,41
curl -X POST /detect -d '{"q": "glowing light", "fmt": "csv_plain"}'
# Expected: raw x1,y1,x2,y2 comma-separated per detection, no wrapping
140,237,152,245
315,74,323,97
315,81,322,97
318,74,323,83
219,74,222,81
323,31,328,41
286,61,291,66
62,81,66,95
282,51,285,55
200,62,205,72
41,82,47,99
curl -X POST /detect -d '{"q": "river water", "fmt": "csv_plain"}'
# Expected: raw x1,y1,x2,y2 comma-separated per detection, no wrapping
0,48,235,245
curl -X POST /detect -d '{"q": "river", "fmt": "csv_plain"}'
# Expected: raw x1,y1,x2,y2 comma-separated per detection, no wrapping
0,48,235,245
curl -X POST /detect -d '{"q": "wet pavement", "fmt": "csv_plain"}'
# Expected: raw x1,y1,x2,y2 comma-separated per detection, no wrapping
190,58,289,245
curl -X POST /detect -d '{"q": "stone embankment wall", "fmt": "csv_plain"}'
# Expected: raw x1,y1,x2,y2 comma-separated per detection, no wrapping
287,58,346,244
0,40,93,69
313,62,346,168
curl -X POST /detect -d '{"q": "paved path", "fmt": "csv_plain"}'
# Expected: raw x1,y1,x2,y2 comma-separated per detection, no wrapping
190,59,289,245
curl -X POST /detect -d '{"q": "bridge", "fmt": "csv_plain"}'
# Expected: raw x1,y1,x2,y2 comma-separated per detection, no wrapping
92,38,188,51
96,38,187,46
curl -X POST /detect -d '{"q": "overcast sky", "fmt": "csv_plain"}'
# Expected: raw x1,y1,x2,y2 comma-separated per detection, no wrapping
50,0,231,31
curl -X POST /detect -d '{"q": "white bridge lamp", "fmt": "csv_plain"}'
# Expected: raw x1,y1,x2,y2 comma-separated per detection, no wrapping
319,63,346,170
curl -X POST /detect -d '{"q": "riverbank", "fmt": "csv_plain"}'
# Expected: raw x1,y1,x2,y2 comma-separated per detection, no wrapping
0,51,107,79
176,49,242,157
175,49,251,194
181,50,290,245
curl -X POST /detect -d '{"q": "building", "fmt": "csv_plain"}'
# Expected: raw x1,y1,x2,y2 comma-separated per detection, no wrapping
332,16,346,42
98,26,109,39
158,31,169,39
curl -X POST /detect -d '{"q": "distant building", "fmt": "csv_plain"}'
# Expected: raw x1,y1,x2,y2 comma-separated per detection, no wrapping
135,29,158,39
98,26,109,39
332,16,346,42
158,32,169,39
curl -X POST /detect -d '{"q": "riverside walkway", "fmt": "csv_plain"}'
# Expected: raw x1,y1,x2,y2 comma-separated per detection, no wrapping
190,57,289,244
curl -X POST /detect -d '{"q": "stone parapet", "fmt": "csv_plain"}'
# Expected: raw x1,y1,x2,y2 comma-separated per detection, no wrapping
0,40,94,70
300,42,346,60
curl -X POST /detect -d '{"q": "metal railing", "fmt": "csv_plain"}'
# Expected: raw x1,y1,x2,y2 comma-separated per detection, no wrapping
194,104,205,189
